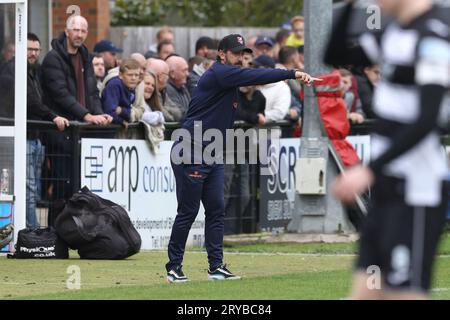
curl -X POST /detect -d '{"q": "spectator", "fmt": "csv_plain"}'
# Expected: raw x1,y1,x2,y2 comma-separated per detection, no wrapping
140,71,166,152
254,36,274,58
102,59,141,126
195,36,216,58
147,58,183,122
23,33,69,227
246,35,258,52
226,84,265,222
130,53,147,79
41,15,111,125
354,64,381,119
277,46,302,103
158,40,175,61
141,71,165,125
275,47,303,123
252,55,291,122
339,68,365,124
297,45,305,70
0,40,15,71
241,50,254,68
226,84,266,235
128,53,149,123
93,39,122,72
166,55,191,117
0,74,14,118
99,50,145,100
40,15,112,199
145,26,174,59
286,16,305,48
92,55,105,92
187,51,216,96
188,55,204,72
272,29,291,62
236,86,266,126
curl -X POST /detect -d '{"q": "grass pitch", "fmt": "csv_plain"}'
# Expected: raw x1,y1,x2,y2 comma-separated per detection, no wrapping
1,233,449,300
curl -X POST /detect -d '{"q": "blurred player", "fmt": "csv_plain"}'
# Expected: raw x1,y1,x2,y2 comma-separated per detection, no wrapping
326,0,450,299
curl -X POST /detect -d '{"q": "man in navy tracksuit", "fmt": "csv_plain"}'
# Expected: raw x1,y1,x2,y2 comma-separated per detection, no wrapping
166,34,317,282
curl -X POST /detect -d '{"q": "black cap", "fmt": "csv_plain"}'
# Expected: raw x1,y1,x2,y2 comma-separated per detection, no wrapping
252,55,275,69
218,34,253,54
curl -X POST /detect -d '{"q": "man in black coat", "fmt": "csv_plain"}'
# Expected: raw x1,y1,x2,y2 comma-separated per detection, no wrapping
0,33,71,224
26,33,70,227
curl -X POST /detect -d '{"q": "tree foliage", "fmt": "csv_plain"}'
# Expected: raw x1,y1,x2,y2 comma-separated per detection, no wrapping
112,0,304,27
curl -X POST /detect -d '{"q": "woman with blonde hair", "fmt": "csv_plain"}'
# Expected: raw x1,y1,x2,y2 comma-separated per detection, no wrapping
135,71,165,152
132,70,165,125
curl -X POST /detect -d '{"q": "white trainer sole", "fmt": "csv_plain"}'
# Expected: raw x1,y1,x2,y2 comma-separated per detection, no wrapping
208,275,241,281
167,276,189,283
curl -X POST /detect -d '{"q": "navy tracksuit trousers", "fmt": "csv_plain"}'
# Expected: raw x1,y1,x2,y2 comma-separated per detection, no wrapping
166,159,225,271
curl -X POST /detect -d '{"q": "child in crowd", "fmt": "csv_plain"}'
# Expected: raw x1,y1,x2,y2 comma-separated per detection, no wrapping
102,59,141,126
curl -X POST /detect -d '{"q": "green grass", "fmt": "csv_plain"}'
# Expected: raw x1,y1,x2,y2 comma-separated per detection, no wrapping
222,232,450,255
1,234,449,300
223,242,357,254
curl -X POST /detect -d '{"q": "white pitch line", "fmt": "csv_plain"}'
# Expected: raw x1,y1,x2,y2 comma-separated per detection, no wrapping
187,251,357,257
431,288,450,292
145,249,450,258
185,251,450,258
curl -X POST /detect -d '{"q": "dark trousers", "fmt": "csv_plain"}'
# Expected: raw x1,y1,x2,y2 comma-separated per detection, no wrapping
166,160,225,271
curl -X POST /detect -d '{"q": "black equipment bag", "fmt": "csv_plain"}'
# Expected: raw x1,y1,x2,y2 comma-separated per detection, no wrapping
55,186,141,259
9,227,68,259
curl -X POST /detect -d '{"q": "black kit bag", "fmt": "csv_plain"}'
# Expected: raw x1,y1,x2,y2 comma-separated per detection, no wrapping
55,186,141,260
8,227,69,259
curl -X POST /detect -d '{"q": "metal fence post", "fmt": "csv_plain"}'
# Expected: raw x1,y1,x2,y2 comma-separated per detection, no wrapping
71,123,81,196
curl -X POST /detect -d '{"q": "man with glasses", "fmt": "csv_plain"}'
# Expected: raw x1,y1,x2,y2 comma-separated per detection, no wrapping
26,33,70,227
2,33,70,226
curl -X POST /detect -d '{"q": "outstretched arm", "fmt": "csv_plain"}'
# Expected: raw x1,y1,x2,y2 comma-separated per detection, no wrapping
214,66,319,90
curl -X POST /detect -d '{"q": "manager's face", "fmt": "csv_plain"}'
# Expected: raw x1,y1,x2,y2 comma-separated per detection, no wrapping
219,50,243,67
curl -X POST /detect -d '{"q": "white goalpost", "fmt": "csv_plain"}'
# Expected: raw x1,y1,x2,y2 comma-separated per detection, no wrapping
0,0,27,249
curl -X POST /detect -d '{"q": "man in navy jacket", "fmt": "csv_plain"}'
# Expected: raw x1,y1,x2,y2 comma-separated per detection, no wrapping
166,34,319,283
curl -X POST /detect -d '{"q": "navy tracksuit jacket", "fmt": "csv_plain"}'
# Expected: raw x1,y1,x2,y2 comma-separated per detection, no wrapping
167,62,296,270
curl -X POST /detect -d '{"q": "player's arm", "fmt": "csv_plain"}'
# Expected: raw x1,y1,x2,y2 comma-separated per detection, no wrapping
324,1,377,67
368,36,450,175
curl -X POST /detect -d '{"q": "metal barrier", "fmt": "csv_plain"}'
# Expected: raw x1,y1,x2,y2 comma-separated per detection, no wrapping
23,119,296,234
1,117,448,234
